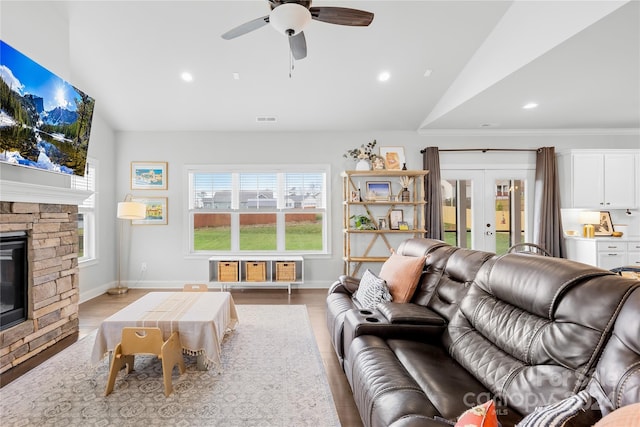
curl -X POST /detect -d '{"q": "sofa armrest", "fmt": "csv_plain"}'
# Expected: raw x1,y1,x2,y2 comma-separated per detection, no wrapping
342,308,446,360
378,302,447,326
328,275,361,295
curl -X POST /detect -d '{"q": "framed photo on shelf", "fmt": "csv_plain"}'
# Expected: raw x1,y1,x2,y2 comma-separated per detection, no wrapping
132,197,168,225
377,217,387,230
349,190,361,202
379,146,405,170
398,221,410,231
595,211,614,236
366,181,391,201
131,161,168,190
389,209,403,230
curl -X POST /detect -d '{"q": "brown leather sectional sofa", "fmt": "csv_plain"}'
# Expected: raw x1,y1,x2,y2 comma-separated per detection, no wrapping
326,238,640,427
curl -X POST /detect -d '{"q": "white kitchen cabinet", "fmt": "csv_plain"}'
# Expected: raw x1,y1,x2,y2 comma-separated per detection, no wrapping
565,238,640,269
558,150,638,209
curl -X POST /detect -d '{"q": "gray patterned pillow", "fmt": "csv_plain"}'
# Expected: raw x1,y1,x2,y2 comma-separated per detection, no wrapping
355,269,392,309
516,390,592,427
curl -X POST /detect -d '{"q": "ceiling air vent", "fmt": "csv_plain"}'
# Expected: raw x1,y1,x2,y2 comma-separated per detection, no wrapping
256,116,277,123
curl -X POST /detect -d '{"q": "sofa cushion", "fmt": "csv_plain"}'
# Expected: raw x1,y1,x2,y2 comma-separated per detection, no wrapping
515,390,591,427
354,269,393,309
455,400,498,427
447,254,639,416
379,252,426,303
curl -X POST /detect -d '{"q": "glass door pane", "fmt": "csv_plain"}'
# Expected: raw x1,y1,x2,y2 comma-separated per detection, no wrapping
485,172,532,255
442,179,473,249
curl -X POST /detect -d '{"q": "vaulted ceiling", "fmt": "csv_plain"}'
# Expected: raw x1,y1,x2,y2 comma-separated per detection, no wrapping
7,1,640,133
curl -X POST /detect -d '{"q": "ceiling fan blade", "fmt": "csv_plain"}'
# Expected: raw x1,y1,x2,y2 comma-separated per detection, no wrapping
289,31,307,60
221,15,269,40
309,7,374,26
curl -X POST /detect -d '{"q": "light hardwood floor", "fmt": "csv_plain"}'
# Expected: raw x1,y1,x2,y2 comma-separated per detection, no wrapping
77,287,364,427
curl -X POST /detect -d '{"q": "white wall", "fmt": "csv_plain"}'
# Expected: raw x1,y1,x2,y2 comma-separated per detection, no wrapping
115,130,639,288
78,108,118,301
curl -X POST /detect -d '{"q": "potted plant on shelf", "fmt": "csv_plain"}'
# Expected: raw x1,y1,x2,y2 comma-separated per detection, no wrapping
350,214,376,230
344,140,381,171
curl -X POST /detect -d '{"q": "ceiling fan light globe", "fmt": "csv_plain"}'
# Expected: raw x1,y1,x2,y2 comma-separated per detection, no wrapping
269,3,311,36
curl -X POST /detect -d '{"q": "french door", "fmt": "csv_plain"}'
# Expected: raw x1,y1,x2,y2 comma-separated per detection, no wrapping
440,169,534,254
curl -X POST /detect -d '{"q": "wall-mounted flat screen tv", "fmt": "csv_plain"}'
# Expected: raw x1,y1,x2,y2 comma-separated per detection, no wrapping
0,40,95,176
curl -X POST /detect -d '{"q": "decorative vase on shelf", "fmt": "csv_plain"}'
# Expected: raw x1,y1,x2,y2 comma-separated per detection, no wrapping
401,188,410,202
355,159,371,171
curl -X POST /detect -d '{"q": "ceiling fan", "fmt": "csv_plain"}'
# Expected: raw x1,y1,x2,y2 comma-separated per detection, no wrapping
221,0,374,60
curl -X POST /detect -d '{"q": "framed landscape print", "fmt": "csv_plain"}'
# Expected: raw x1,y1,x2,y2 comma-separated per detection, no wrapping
380,146,405,170
366,181,391,201
131,162,168,190
132,197,168,225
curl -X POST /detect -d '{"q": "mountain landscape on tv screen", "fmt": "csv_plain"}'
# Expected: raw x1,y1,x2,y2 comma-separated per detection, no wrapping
0,40,95,176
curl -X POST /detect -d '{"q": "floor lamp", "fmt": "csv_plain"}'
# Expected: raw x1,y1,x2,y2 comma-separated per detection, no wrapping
107,195,147,295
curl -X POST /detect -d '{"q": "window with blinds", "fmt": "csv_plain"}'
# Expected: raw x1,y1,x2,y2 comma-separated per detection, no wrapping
71,159,97,261
187,166,328,254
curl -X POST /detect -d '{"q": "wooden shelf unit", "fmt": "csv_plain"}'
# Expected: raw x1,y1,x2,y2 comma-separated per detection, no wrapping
208,256,303,295
342,170,428,276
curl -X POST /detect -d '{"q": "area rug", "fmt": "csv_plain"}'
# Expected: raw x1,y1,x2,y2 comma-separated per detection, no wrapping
0,305,340,427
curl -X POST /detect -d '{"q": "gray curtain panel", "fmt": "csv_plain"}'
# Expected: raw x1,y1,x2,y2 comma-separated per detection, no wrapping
423,147,444,240
533,147,566,258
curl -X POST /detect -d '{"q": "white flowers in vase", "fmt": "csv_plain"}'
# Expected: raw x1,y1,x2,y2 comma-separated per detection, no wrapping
398,176,413,189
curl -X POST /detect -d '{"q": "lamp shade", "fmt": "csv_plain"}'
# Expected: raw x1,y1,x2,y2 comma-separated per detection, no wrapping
269,3,311,36
579,211,600,225
117,201,147,220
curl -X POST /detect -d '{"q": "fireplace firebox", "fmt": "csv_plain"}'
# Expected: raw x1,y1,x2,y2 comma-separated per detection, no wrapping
0,232,28,330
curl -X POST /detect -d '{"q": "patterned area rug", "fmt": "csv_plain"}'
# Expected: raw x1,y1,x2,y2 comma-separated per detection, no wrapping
0,305,340,427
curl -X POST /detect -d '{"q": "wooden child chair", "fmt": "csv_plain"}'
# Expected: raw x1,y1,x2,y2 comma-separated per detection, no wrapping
105,327,186,397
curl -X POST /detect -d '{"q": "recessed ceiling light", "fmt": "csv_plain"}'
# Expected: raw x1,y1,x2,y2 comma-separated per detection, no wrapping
423,69,433,78
233,72,240,80
522,102,538,109
378,71,391,82
180,72,193,82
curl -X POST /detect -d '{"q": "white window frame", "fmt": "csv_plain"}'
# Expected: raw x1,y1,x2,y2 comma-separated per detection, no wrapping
71,158,97,264
185,164,331,256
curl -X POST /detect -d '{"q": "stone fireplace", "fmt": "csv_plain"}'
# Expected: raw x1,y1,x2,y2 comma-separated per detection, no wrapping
0,201,80,374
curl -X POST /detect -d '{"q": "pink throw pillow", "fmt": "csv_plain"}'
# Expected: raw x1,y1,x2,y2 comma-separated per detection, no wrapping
378,252,425,303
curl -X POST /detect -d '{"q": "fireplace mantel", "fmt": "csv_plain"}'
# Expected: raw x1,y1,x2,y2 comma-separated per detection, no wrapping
0,179,91,205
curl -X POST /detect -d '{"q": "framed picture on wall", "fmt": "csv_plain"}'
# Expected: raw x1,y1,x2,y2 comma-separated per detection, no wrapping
379,146,405,170
131,162,168,190
132,197,168,225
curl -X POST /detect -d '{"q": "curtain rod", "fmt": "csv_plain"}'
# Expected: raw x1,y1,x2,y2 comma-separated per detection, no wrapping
420,148,541,154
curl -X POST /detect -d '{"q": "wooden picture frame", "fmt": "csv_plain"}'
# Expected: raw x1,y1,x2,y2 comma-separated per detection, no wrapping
379,146,406,170
389,209,403,230
366,181,391,202
132,197,168,225
595,211,614,236
131,161,168,190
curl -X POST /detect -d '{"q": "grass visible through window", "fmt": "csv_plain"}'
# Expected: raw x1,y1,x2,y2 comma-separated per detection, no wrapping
194,222,322,251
